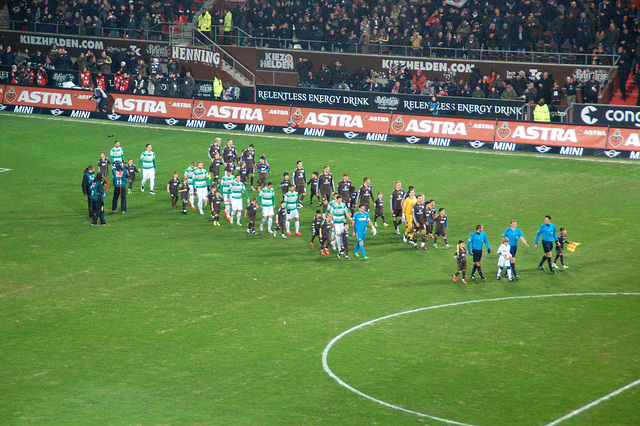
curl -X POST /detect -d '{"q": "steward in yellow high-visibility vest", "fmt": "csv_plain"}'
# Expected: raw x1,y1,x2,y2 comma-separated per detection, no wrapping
533,98,551,122
213,74,223,99
198,10,211,32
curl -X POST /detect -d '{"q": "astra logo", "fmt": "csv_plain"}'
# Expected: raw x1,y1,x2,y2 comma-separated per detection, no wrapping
344,132,358,139
469,141,485,149
580,105,598,125
223,123,238,130
165,118,179,125
50,108,64,116
282,127,297,134
406,136,421,144
535,145,552,153
108,112,121,121
603,149,621,158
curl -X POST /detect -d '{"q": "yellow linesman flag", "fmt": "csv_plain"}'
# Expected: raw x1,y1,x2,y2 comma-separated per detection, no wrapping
566,242,581,252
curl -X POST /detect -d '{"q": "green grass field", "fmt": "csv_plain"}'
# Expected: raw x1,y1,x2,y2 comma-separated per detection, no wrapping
1,112,639,425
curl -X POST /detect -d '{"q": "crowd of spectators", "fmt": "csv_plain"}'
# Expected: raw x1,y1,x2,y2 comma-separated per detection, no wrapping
239,0,634,63
296,57,597,105
6,0,196,38
0,43,240,99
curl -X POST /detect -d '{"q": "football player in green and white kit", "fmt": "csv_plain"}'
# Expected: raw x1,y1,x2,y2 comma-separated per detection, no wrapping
109,140,124,164
259,181,276,233
284,184,302,236
184,161,196,210
328,194,351,254
230,174,249,225
220,169,235,221
138,144,156,194
193,161,211,215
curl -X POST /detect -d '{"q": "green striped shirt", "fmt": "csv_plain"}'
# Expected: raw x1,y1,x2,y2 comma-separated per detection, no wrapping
230,181,246,199
259,188,275,207
221,174,234,195
184,166,195,185
284,191,298,211
139,150,155,169
193,168,210,189
329,201,348,224
110,146,124,164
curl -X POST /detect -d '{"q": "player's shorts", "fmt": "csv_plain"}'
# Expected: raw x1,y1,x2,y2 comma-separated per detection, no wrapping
392,208,403,218
542,241,554,254
355,230,366,243
286,209,299,220
196,187,208,200
296,183,306,194
262,206,274,217
231,197,243,211
320,191,331,202
510,246,518,258
333,222,344,236
414,221,426,232
142,168,155,180
497,255,511,268
457,259,467,271
556,245,563,254
246,165,254,174
435,226,446,237
472,249,483,263
258,174,267,185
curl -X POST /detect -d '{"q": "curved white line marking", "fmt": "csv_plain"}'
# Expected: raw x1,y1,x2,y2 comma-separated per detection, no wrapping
322,292,640,425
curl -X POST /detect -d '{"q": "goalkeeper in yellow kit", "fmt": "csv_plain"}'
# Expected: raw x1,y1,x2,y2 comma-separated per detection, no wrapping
401,187,417,243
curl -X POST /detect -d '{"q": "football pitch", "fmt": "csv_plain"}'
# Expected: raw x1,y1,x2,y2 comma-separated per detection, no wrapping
1,113,639,425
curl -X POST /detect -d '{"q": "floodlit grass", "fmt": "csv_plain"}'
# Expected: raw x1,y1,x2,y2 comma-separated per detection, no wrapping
1,113,639,424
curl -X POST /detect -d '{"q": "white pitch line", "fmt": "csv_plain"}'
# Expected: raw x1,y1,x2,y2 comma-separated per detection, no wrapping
322,292,640,425
0,168,11,173
3,112,640,166
544,377,640,426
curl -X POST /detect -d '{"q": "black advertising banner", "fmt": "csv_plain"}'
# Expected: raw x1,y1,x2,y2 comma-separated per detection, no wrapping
572,103,640,128
255,85,525,119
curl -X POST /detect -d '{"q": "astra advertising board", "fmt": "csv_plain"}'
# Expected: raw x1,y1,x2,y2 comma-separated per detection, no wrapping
493,121,607,149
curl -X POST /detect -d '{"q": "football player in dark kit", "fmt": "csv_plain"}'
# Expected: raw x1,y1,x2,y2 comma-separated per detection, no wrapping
433,208,450,248
222,138,238,167
357,177,373,211
452,240,468,284
209,151,221,187
319,212,333,255
306,171,319,205
337,222,351,261
280,172,291,199
125,158,137,194
167,171,180,209
256,155,270,191
245,197,258,235
390,180,405,235
292,160,307,208
273,200,287,238
241,144,256,190
336,173,352,209
372,192,387,227
208,187,224,225
318,165,335,213
412,194,429,250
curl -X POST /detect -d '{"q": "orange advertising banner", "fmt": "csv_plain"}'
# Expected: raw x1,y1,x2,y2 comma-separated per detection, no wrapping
109,93,193,119
388,114,496,140
287,107,392,133
2,85,95,110
605,128,640,151
191,100,291,126
493,121,607,149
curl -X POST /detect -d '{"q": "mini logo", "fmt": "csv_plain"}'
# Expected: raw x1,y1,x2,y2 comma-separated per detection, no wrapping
108,112,121,120
5,87,17,103
290,108,303,126
603,149,621,158
535,145,552,153
469,141,485,149
193,101,205,119
406,136,421,144
282,127,297,134
344,132,358,139
391,116,405,133
50,108,64,116
223,123,237,130
0,104,6,111
608,129,623,148
165,118,179,126
580,105,598,125
497,122,510,139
